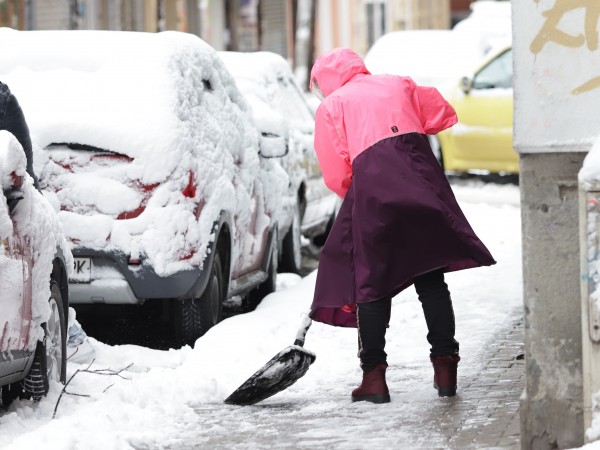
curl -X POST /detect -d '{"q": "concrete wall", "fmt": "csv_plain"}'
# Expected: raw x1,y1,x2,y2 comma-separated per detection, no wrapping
519,152,586,449
513,1,600,446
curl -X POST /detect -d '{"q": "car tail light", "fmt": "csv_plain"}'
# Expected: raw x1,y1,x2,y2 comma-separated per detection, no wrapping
179,249,196,261
182,171,196,198
117,205,146,220
117,182,159,220
128,257,141,265
10,172,23,189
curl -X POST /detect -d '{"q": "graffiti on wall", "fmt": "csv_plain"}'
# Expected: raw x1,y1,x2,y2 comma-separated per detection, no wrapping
530,0,600,95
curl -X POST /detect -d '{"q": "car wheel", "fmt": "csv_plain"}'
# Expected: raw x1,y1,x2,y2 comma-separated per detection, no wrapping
427,135,444,168
312,212,335,248
175,254,223,347
2,280,67,406
279,201,302,274
1,382,20,408
244,244,277,312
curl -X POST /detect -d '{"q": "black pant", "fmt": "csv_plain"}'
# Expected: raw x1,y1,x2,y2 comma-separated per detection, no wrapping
357,269,459,371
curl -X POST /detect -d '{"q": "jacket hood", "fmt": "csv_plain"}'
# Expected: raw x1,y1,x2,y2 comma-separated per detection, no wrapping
310,48,371,98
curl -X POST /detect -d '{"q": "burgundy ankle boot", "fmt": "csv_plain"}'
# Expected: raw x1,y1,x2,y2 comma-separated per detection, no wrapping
351,363,391,403
430,354,460,397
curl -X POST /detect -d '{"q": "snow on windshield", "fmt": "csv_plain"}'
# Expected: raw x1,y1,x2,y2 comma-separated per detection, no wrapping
218,51,317,229
219,51,315,133
0,29,288,276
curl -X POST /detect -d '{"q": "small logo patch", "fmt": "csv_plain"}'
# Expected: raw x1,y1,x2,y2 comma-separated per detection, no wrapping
391,126,398,133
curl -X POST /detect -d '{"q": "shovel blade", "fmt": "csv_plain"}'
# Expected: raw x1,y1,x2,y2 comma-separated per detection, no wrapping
224,345,316,406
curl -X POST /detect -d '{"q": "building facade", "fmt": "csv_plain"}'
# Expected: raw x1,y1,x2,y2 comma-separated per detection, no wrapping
315,0,451,57
7,0,453,63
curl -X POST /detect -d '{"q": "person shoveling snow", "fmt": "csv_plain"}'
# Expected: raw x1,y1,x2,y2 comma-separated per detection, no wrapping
307,48,496,403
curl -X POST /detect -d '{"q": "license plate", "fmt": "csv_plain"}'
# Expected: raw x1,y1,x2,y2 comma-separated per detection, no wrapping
71,257,92,282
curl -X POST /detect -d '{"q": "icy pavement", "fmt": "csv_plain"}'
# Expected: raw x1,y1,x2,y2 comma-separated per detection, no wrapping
173,313,524,450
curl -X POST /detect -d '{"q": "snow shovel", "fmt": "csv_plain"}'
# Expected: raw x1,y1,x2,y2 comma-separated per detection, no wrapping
224,315,315,406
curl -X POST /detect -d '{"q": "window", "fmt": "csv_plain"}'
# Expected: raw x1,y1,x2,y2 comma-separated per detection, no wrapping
472,49,513,90
367,1,387,49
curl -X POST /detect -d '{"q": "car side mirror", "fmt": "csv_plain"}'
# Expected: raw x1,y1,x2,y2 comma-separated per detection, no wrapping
259,132,288,158
460,76,473,95
4,172,24,213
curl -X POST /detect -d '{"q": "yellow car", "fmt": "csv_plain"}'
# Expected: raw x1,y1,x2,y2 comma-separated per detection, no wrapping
434,45,518,174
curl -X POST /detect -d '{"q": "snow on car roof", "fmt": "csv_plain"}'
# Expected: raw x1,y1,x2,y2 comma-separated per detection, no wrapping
0,28,248,182
364,30,487,89
218,51,292,87
453,0,512,54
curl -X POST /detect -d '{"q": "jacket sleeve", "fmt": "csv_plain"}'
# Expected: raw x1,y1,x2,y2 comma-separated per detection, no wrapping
415,85,458,135
314,105,352,199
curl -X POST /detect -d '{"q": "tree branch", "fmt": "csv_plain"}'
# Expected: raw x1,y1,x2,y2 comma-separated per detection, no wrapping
53,360,133,419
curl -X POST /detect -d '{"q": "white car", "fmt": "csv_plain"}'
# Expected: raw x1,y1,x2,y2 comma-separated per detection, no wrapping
0,29,289,346
219,51,339,273
0,131,71,406
364,29,487,89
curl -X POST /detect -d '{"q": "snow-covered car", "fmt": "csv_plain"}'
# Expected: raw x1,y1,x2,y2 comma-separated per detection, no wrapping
0,131,71,407
364,30,487,90
218,51,339,273
0,29,289,346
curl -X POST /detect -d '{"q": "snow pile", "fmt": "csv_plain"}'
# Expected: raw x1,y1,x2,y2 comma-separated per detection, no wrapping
0,29,288,276
579,134,600,188
364,30,487,89
587,392,600,444
0,131,72,352
0,182,522,449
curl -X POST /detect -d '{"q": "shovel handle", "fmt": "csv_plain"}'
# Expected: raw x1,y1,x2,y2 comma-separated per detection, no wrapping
293,314,312,347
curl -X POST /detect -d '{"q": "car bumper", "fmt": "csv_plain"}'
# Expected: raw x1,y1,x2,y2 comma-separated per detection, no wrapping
69,249,211,305
0,350,33,386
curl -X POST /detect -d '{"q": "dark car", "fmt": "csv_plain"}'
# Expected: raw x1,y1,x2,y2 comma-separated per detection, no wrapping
0,131,70,407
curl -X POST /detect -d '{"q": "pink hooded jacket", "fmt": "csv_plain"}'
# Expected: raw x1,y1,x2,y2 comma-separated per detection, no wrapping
309,48,495,327
310,48,457,198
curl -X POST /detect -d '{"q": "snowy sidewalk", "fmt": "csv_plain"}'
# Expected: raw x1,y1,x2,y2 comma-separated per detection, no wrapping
182,308,525,450
428,314,524,449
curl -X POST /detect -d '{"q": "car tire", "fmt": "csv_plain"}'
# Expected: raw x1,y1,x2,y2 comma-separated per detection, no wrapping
244,243,277,312
2,280,67,406
175,254,223,347
427,134,444,169
311,212,335,248
279,201,302,274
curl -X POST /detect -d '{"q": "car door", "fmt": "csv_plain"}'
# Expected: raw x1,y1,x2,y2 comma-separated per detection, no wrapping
447,48,518,173
214,71,268,278
0,182,32,353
